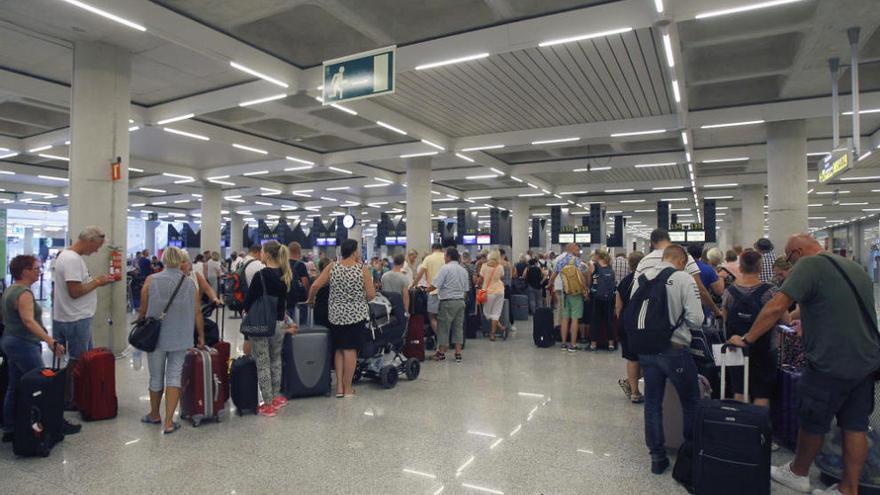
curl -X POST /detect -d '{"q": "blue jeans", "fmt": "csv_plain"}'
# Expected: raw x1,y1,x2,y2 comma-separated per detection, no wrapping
53,318,93,359
1,335,44,432
526,287,544,314
640,347,700,461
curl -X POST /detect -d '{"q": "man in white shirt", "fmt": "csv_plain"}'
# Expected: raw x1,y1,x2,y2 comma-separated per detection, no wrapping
53,226,115,408
243,244,265,286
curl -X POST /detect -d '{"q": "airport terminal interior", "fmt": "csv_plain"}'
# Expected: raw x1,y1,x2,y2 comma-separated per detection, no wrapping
2,0,880,494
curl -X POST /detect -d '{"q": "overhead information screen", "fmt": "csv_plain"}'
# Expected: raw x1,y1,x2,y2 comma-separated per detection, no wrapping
323,46,396,104
669,231,686,243
575,233,591,244
686,231,706,242
819,145,852,184
558,233,575,244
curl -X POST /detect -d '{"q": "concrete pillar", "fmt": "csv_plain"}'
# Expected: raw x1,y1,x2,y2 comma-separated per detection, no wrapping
230,214,243,253
405,157,432,258
23,227,33,255
767,120,808,251
740,185,764,248
201,186,222,254
511,199,529,259
730,208,742,248
68,41,130,353
144,220,158,253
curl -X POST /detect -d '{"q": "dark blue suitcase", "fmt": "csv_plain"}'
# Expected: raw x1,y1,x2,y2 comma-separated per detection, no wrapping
230,356,258,415
13,352,65,457
533,307,555,348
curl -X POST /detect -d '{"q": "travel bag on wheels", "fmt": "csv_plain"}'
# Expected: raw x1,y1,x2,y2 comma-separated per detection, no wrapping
772,327,803,450
13,346,65,457
180,347,226,427
404,313,426,361
533,307,555,348
281,305,332,399
691,345,771,495
511,294,529,321
230,356,258,415
73,347,117,421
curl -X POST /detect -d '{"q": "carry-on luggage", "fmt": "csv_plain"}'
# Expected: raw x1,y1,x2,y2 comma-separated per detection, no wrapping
772,328,803,450
465,307,480,339
13,347,65,457
281,305,332,399
230,355,258,415
73,347,117,421
404,313,426,361
533,307,555,347
180,347,226,426
511,294,529,321
210,305,230,403
692,345,771,495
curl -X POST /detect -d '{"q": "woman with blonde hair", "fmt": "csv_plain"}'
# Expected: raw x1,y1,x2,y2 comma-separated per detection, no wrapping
242,240,298,417
477,250,507,341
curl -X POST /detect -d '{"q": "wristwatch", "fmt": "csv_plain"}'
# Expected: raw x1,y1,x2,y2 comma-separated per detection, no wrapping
741,335,752,347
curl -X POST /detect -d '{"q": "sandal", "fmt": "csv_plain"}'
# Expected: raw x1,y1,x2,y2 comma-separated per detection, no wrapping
454,353,462,363
431,352,446,361
336,393,344,398
163,422,181,435
141,414,162,425
631,394,645,404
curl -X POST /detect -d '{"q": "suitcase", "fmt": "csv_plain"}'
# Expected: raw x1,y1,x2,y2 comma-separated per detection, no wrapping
465,311,481,339
693,345,772,495
73,348,117,421
13,349,65,457
511,294,529,321
0,352,7,425
281,305,332,399
180,347,226,426
772,365,801,450
404,313,426,361
230,356,258,415
533,307,555,348
210,305,230,403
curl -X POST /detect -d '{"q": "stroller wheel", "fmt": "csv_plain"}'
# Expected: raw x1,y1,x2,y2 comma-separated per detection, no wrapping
379,365,399,389
405,358,420,381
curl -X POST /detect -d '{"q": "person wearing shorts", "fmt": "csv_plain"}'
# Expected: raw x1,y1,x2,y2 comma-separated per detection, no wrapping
479,250,507,341
548,243,589,352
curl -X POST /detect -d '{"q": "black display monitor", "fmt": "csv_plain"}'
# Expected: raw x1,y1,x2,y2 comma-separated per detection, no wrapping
558,233,575,244
669,231,686,243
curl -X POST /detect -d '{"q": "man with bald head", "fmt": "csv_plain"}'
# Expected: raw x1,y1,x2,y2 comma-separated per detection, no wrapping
730,234,880,495
548,243,590,352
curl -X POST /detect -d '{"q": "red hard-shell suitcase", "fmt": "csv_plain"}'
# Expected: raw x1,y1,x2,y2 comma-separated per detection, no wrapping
211,305,230,403
73,348,117,421
404,314,425,361
181,347,226,426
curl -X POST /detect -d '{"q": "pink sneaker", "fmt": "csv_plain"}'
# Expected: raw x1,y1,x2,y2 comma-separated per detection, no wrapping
257,404,276,417
271,396,288,409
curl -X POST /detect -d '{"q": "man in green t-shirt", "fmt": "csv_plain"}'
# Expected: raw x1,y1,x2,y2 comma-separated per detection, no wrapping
729,234,880,495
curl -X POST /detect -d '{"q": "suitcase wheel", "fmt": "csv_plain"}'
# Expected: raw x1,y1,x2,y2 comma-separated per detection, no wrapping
379,365,399,389
405,359,420,381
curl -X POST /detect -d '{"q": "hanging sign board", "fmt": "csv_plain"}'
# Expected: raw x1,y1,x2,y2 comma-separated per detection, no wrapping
819,144,852,184
323,46,395,105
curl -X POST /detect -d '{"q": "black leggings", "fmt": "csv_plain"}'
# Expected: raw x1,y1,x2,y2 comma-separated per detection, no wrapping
590,298,615,344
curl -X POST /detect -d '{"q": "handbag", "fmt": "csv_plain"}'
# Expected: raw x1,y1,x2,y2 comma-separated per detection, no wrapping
239,270,278,337
129,274,187,352
476,265,499,305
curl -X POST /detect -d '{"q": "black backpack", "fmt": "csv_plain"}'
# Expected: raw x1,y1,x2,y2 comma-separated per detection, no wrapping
725,284,772,338
623,267,684,355
590,263,616,301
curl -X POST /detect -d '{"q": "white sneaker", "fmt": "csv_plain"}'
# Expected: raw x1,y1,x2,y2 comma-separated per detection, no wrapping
771,462,811,493
812,484,843,495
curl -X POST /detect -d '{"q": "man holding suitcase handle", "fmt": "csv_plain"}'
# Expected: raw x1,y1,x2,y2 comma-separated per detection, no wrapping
729,234,880,495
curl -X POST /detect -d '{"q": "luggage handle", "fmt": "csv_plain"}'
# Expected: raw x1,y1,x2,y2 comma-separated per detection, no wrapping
51,342,63,371
294,302,315,327
719,344,750,402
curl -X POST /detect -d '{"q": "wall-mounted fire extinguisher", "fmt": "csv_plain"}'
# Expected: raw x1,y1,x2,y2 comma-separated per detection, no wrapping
109,246,123,281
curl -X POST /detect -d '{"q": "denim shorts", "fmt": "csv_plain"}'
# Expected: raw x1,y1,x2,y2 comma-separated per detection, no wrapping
797,367,875,434
53,317,93,359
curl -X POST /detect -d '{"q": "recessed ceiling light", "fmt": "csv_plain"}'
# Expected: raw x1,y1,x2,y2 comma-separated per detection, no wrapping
702,183,738,188
695,0,806,19
363,183,390,188
28,145,52,153
156,113,194,125
518,193,544,197
841,175,880,181
285,156,314,166
400,151,439,158
700,120,765,129
38,153,69,162
455,153,474,163
243,170,269,176
239,93,287,107
328,166,353,175
671,80,681,103
652,186,685,191
229,61,289,88
466,174,499,180
662,34,674,68
605,188,634,193
375,121,407,135
620,199,646,203
538,27,633,47
702,157,749,163
415,52,490,70
0,152,19,160
326,186,349,191
704,195,733,200
531,137,580,145
138,187,166,193
635,162,676,168
232,143,268,155
59,0,146,31
610,129,666,138
163,127,209,141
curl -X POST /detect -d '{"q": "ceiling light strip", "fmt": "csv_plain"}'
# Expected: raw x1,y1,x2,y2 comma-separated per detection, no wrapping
415,52,490,70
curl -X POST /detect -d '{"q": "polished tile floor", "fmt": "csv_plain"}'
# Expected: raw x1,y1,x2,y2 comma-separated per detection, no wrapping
2,312,822,494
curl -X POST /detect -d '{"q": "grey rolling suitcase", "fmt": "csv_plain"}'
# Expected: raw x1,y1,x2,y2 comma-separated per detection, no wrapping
511,294,529,321
281,305,332,399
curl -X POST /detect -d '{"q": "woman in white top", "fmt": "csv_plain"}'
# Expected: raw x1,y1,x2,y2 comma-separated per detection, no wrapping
402,248,419,284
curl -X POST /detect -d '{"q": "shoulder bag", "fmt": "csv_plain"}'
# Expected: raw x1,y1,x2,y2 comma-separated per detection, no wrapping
240,270,278,337
476,265,499,305
129,274,187,352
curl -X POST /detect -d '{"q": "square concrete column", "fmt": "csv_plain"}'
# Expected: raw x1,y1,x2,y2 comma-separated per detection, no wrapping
230,214,243,254
740,185,765,248
511,198,529,258
68,41,130,353
201,186,222,254
144,220,158,253
730,208,742,248
767,120,808,251
405,157,432,258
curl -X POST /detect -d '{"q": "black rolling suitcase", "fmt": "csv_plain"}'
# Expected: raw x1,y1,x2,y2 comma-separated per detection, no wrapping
230,356,258,415
281,305,332,399
692,345,771,495
533,307,555,347
13,348,65,457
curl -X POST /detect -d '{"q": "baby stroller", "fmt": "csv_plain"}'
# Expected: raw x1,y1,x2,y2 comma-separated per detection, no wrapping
353,291,420,389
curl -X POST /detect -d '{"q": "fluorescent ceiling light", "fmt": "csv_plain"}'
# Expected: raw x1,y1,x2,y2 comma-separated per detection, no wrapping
466,174,499,180
841,175,880,181
652,186,685,191
128,125,139,132
843,108,880,115
681,131,688,145
840,202,869,206
696,0,806,19
163,127,209,141
858,151,873,162
605,188,634,193
545,202,568,206
283,164,314,172
138,187,165,193
559,191,588,195
156,113,194,125
162,172,193,180
572,166,611,172
610,129,666,138
635,162,676,168
539,27,633,47
38,153,69,162
328,166,353,175
224,197,245,203
620,199,646,203
59,0,146,31
232,143,268,155
662,34,674,68
285,156,314,166
634,209,655,213
671,80,681,103
455,153,474,163
704,195,733,200
173,200,190,204
490,168,505,176
0,152,19,160
806,152,830,157
421,139,445,151
320,197,337,202
700,120,765,129
243,170,269,176
374,177,394,184
376,121,407,135
28,145,52,153
703,183,738,188
239,94,287,107
326,186,349,191
254,201,273,206
415,52,489,70
400,151,438,158
330,103,357,115
661,197,688,201
518,193,545,197
702,157,748,163
363,183,390,188
208,179,236,186
229,61,289,88
531,137,580,145
461,144,504,152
